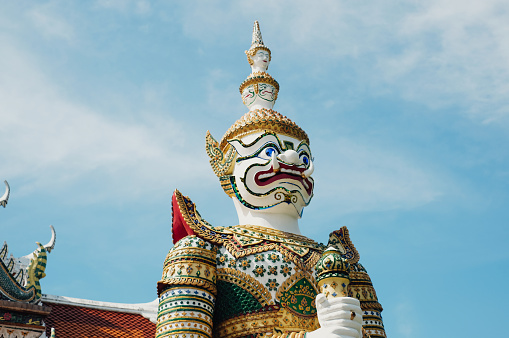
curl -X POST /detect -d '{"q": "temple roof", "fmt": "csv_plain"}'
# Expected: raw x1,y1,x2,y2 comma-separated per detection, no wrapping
42,296,157,337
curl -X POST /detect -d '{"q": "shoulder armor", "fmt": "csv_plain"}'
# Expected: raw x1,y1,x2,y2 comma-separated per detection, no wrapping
157,235,218,296
171,190,323,270
171,189,233,245
327,226,360,264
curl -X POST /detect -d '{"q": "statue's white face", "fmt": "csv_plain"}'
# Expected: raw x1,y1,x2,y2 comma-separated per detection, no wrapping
251,50,270,72
229,131,314,218
241,83,277,109
241,86,256,106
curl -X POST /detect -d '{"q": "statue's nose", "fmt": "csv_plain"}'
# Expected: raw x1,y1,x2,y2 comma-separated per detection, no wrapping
277,150,300,165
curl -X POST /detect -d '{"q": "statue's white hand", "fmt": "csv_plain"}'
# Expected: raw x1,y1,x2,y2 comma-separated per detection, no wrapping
307,295,363,338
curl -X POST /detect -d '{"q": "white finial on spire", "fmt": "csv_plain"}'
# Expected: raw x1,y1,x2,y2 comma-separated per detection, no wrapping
251,20,264,47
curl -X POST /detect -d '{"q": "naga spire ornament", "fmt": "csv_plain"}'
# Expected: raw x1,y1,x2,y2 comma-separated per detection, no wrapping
1,180,56,304
0,180,10,208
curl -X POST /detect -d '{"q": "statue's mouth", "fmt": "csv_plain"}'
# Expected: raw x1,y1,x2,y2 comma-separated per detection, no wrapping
254,162,313,196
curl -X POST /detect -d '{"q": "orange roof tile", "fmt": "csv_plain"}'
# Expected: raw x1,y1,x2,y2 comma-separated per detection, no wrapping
42,302,155,337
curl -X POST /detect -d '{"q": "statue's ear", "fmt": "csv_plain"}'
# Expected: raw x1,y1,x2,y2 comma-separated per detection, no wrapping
205,131,236,197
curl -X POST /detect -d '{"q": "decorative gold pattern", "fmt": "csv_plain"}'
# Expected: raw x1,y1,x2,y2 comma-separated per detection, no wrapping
234,224,320,247
216,268,272,306
215,306,317,338
214,307,279,338
350,270,382,311
276,307,320,334
272,330,307,338
219,108,309,152
159,277,217,295
158,236,218,296
318,276,350,298
328,227,360,264
275,271,318,315
239,72,280,95
172,190,323,271
205,130,236,179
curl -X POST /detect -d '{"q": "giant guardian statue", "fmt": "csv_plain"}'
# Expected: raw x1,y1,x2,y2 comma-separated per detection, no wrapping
155,22,386,338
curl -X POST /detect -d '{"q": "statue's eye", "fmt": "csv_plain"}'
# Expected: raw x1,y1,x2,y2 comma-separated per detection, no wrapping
265,147,276,157
301,155,309,166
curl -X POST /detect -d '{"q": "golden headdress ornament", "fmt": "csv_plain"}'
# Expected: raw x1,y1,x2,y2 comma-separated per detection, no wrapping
245,21,271,66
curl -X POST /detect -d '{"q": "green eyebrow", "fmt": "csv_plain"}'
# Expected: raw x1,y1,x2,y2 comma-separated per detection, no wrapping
283,141,294,150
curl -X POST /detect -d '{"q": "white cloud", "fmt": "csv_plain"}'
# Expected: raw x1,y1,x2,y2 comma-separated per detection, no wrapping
375,0,509,123
0,36,206,203
94,0,151,15
26,3,75,42
177,0,509,125
312,138,444,215
0,0,501,209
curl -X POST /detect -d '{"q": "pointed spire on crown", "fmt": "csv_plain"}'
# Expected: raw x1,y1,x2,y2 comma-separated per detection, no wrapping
252,21,264,47
245,21,271,65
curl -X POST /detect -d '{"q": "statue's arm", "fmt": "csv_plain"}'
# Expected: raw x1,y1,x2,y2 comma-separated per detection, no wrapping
155,236,218,338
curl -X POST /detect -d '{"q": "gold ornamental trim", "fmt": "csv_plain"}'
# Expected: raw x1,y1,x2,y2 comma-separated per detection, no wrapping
157,277,217,296
219,108,309,152
163,260,216,284
350,271,372,281
214,306,317,338
273,332,306,338
275,270,318,304
233,224,321,248
360,301,383,312
166,245,217,261
173,190,232,244
276,306,320,334
205,130,236,179
328,226,360,264
172,190,323,271
239,71,280,94
214,307,279,338
217,267,272,306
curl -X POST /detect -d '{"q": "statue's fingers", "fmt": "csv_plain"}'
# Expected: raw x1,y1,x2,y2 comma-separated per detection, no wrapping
319,318,363,331
326,296,361,307
317,301,362,316
328,326,361,337
315,293,328,310
318,309,362,324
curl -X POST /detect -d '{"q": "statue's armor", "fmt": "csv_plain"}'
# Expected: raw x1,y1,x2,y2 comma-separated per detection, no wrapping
155,191,386,338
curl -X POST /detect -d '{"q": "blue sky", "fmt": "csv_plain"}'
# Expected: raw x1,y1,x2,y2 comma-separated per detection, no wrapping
1,1,508,337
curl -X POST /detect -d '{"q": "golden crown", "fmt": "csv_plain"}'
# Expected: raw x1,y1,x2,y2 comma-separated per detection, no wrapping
219,108,309,152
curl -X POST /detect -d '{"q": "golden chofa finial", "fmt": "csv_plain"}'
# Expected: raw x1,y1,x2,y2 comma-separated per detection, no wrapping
245,21,271,68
